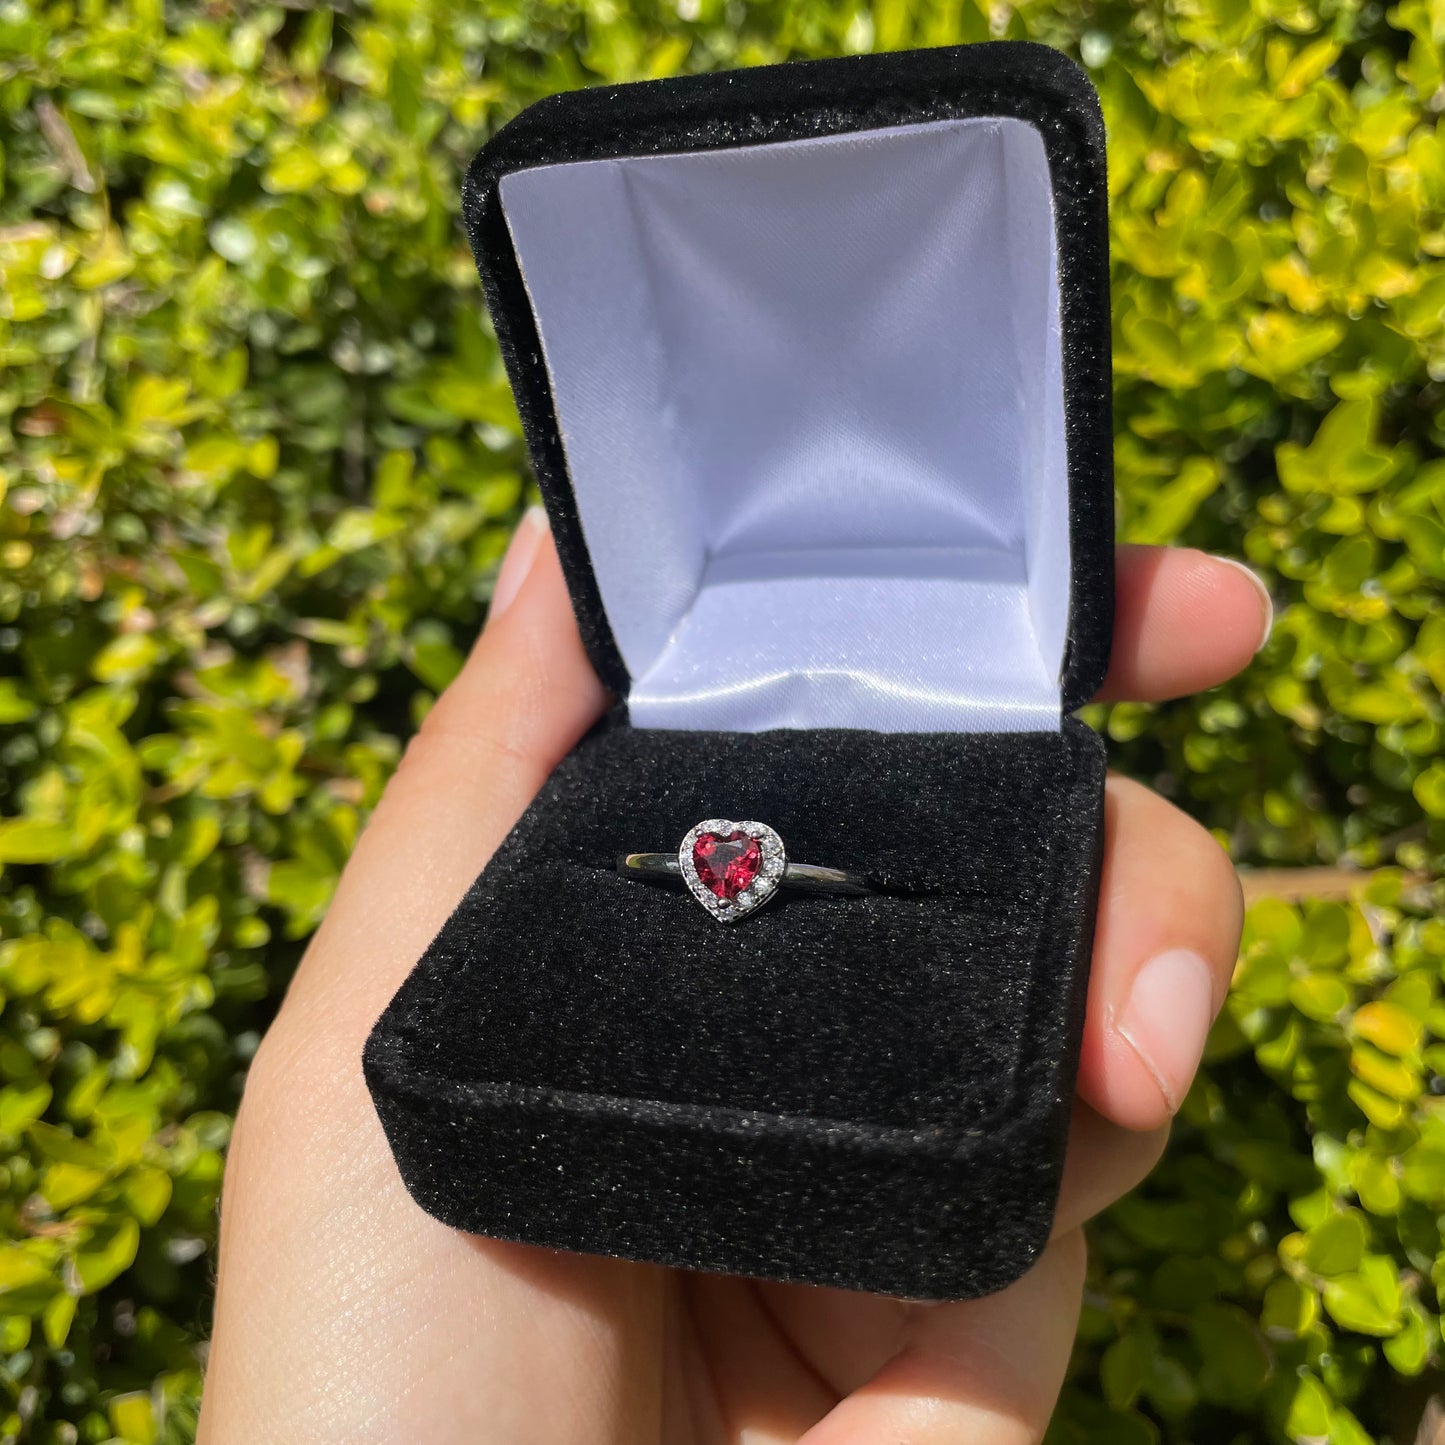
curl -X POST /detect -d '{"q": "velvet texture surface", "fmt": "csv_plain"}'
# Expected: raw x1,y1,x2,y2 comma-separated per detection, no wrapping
365,719,1106,1300
366,41,1116,1299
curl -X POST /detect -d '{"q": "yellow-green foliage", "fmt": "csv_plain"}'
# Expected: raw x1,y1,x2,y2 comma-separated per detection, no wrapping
0,1,1441,1442
1062,880,1445,1445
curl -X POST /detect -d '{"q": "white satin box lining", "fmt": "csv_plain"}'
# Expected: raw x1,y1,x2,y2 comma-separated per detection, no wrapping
499,114,1071,733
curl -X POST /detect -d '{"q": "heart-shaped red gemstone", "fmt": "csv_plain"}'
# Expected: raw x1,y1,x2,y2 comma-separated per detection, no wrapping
692,830,763,901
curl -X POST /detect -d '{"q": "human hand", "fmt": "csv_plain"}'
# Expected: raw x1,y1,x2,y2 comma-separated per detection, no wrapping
197,513,1268,1444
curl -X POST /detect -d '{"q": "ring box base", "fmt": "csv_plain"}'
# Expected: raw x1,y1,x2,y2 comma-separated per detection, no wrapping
365,718,1105,1300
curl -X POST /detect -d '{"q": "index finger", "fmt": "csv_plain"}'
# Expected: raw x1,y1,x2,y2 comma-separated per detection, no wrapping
1095,544,1273,703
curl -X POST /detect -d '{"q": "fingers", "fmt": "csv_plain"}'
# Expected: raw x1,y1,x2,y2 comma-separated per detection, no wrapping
277,507,609,1040
1052,550,1259,1213
1075,774,1244,1132
799,1232,1088,1445
1052,1102,1169,1236
201,512,624,1445
674,1276,838,1442
1096,545,1272,703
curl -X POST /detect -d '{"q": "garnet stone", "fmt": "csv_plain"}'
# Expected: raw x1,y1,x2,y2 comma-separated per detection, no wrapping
679,819,785,922
692,830,763,901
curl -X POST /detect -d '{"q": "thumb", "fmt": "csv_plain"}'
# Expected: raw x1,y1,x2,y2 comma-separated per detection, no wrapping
278,506,609,1039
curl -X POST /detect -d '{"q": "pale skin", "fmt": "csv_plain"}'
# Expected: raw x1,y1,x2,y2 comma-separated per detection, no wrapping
198,519,1270,1445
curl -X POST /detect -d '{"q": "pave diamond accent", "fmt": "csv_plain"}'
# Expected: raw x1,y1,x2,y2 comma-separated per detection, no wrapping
679,819,786,923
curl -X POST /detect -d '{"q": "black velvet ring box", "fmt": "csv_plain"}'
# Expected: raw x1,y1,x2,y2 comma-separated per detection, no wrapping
365,40,1114,1301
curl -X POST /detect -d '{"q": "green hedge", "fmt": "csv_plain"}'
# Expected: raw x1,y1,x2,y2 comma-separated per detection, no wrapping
0,1,1441,1441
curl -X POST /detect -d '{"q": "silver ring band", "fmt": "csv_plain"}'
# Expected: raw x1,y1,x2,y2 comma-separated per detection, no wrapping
618,853,871,897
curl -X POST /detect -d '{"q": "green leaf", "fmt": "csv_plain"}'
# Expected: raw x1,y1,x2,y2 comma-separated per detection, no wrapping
1189,1303,1271,1405
30,1122,109,1168
108,1391,157,1445
1383,1304,1431,1375
1277,399,1396,496
1321,1257,1403,1335
1416,613,1445,693
1352,1000,1422,1056
1299,902,1352,965
0,679,38,724
263,145,324,193
39,1161,109,1210
73,1216,139,1294
1348,1078,1411,1128
1291,971,1350,1021
92,633,162,684
0,817,73,865
407,636,465,692
1303,1211,1367,1276
1326,1405,1376,1445
426,373,523,431
1284,1373,1333,1439
1246,309,1345,377
324,509,406,556
0,1083,53,1136
0,1246,54,1295
1261,1275,1318,1336
42,1291,77,1350
1401,1146,1445,1203
1349,1043,1420,1101
1414,764,1445,819
1101,1326,1152,1411
1350,1151,1402,1215
121,1167,173,1227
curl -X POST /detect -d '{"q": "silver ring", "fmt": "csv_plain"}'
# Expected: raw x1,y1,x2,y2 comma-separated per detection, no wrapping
618,818,871,924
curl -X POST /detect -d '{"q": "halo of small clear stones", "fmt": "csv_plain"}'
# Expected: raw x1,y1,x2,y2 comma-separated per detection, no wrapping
678,818,786,924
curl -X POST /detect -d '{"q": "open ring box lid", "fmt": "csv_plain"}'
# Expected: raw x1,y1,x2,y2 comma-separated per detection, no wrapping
365,41,1114,1301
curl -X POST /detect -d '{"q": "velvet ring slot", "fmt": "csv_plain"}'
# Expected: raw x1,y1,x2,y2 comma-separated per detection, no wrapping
365,40,1114,1301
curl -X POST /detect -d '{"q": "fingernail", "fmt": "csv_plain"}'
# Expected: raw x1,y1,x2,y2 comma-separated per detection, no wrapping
1116,948,1215,1114
489,506,548,621
1213,556,1274,654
